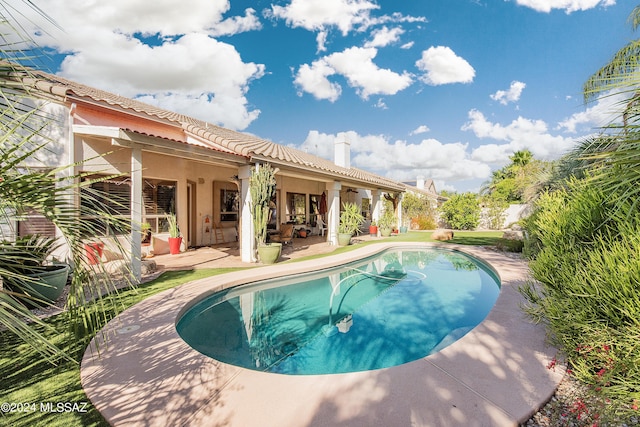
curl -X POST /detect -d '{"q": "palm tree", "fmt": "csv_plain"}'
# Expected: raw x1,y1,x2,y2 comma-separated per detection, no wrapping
583,5,640,105
509,150,533,168
580,4,640,213
1,2,135,360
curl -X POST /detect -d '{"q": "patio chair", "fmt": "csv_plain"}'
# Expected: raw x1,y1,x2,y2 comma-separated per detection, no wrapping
271,223,294,247
316,217,328,237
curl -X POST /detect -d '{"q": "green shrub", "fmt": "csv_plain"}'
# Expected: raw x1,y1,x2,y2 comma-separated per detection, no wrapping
414,215,437,230
495,238,523,253
520,179,640,412
439,193,480,230
402,192,435,229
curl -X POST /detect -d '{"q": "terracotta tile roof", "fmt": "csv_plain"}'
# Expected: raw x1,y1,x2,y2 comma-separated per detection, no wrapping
118,128,248,160
13,64,405,191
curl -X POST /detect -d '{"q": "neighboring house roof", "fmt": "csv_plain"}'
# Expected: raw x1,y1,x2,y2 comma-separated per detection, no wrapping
5,63,406,191
405,185,448,202
402,180,448,202
402,179,436,192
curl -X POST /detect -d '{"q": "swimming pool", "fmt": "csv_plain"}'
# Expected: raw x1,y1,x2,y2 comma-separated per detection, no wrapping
177,247,500,375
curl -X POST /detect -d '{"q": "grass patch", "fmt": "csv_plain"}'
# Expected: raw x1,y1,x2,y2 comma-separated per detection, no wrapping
0,268,246,427
284,230,503,263
0,231,503,426
444,230,503,246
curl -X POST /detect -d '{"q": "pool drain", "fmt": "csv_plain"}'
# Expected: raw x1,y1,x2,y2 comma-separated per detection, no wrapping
117,325,140,334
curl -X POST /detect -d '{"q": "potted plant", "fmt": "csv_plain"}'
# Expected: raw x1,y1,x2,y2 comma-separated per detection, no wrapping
166,213,182,255
1,235,70,307
378,209,396,237
250,163,281,264
369,219,378,237
141,222,152,245
338,202,365,246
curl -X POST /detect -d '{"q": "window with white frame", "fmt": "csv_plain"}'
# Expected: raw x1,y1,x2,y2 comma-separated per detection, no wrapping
80,175,176,235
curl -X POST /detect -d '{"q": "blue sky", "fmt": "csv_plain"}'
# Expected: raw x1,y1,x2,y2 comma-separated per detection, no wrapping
11,0,635,192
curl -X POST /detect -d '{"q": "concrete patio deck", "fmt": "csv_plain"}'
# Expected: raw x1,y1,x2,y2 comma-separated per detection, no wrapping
145,234,340,273
82,241,564,427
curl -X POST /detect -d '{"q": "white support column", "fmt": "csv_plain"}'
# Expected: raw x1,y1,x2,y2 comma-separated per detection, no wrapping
130,147,142,284
326,181,342,245
239,165,255,263
62,104,77,261
306,194,311,228
397,192,404,229
371,190,381,223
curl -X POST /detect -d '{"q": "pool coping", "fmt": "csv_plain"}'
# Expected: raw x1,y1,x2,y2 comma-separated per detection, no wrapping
81,242,565,427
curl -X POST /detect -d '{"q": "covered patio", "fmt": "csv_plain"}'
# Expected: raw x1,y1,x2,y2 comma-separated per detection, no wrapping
142,232,382,276
5,66,408,286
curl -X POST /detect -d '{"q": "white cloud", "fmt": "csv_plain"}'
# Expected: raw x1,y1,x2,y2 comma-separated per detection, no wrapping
294,47,413,100
364,26,405,48
369,12,429,27
462,109,577,163
401,41,415,50
410,125,430,135
269,0,379,35
490,81,526,105
294,62,342,102
208,8,262,37
325,47,413,98
558,90,627,133
300,121,593,189
374,99,388,109
32,0,258,40
514,0,616,14
415,46,475,85
316,31,329,53
298,130,492,183
136,91,261,130
22,0,264,130
267,1,426,51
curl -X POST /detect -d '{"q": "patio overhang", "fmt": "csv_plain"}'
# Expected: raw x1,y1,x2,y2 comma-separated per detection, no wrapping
73,125,249,167
249,155,405,194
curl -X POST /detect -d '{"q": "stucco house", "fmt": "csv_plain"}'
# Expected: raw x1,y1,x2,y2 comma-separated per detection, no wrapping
3,64,411,282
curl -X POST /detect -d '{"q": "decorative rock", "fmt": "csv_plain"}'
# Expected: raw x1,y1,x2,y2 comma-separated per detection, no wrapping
502,230,524,241
141,259,157,275
431,229,454,241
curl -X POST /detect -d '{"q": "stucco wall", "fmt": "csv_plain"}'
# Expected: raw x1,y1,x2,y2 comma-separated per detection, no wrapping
478,204,532,230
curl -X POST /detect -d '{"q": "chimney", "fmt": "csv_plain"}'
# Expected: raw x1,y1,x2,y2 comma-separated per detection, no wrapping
334,135,350,169
417,175,425,190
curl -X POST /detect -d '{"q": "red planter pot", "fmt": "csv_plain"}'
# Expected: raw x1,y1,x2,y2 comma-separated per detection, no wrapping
168,236,182,255
369,225,378,237
84,242,104,265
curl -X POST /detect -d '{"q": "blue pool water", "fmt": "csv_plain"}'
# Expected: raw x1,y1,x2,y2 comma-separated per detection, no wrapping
176,247,500,375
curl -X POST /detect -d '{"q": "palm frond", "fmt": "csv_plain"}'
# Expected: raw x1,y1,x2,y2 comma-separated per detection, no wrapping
583,41,640,104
